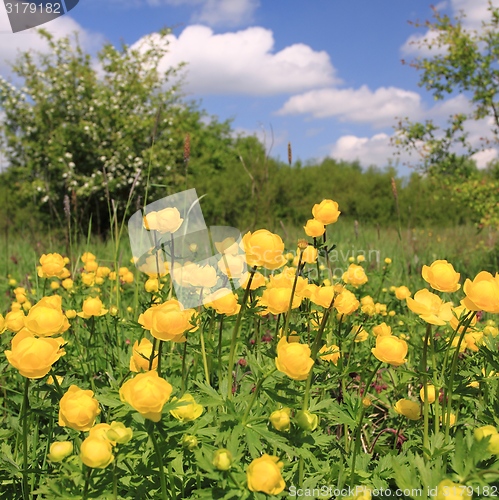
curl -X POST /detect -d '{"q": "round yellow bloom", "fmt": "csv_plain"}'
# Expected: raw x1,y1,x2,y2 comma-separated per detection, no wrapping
372,323,392,337
342,264,368,287
119,371,173,422
81,273,96,287
141,299,196,342
335,289,360,315
205,288,240,316
217,254,245,279
212,449,233,471
372,335,407,366
6,329,65,378
50,281,60,291
5,309,26,332
269,408,291,432
311,199,341,225
422,260,461,293
130,338,158,372
239,271,267,290
25,296,70,337
295,410,318,431
462,271,499,313
0,314,5,335
242,229,286,270
275,336,314,381
58,385,101,431
170,393,203,422
84,260,99,273
144,278,161,293
299,245,318,264
48,441,73,462
436,480,472,500
319,344,340,365
37,253,66,279
419,384,436,403
246,454,285,495
143,207,183,233
394,286,411,300
81,252,96,264
80,437,114,469
303,219,325,237
406,289,453,326
61,278,74,290
474,425,497,442
394,399,421,420
259,287,302,315
106,421,133,444
77,297,108,319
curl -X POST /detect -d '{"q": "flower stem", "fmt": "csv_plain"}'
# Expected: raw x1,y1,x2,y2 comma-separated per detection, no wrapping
283,253,302,339
199,327,210,386
242,368,276,425
422,324,431,460
227,266,256,399
21,378,30,500
147,422,168,500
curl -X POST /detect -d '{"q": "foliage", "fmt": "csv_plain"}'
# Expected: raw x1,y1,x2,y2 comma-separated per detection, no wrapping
394,2,499,228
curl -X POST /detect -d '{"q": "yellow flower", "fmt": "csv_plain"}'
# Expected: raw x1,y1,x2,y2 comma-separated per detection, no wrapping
58,385,101,431
269,408,291,432
212,449,233,471
81,252,96,264
77,297,108,319
242,229,286,270
106,421,133,444
384,257,392,265
462,271,499,313
422,259,461,292
144,278,162,293
372,335,407,367
84,260,99,273
298,245,318,264
275,336,314,381
352,325,368,342
0,314,5,335
439,413,456,427
311,199,341,225
406,289,453,325
205,288,240,316
419,384,436,403
214,237,239,255
394,286,411,300
129,338,158,372
48,441,73,462
295,410,319,431
246,454,285,495
170,393,203,422
372,323,392,337
80,437,114,469
239,271,267,290
61,278,74,290
143,207,183,233
319,344,340,365
24,296,70,337
141,299,196,342
303,219,325,237
5,309,26,332
258,287,302,315
5,329,65,379
342,264,368,287
65,309,77,319
435,480,472,500
394,399,421,420
357,255,366,263
218,254,245,279
81,272,96,286
50,281,60,291
474,424,497,442
37,253,67,279
119,371,173,422
335,289,360,315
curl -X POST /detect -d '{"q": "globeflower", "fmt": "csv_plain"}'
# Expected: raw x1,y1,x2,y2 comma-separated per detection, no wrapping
394,399,421,420
246,454,285,495
422,259,461,292
394,286,411,300
406,289,453,326
204,288,240,316
371,335,407,367
242,229,286,270
259,287,302,315
58,385,101,431
0,314,5,334
436,480,472,500
48,441,73,462
143,207,183,233
419,384,436,403
311,199,341,225
170,393,203,422
119,370,173,422
334,289,360,315
303,219,325,237
319,344,340,365
77,297,108,319
462,271,499,313
37,253,68,279
80,437,114,469
269,408,291,432
342,263,368,287
129,338,158,372
24,296,70,337
5,309,26,333
275,336,314,381
5,329,66,379
372,323,392,337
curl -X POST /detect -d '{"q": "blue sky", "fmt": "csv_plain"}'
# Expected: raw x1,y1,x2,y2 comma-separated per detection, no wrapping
1,0,498,175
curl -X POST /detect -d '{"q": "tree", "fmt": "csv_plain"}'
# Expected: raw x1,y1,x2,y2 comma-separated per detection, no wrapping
394,2,499,227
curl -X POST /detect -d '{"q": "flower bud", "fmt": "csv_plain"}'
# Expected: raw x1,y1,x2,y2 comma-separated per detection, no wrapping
212,448,233,471
295,410,318,431
48,441,73,462
181,434,198,451
269,408,291,432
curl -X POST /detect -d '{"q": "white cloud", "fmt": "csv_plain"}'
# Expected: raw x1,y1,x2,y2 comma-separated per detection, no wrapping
0,9,105,76
135,25,337,96
470,148,497,168
192,0,259,27
329,133,402,167
277,86,422,127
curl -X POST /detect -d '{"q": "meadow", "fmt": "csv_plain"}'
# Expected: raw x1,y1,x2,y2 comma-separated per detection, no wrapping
1,200,499,499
